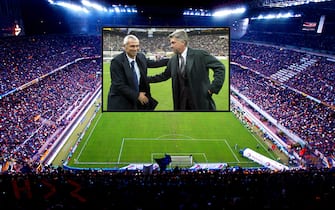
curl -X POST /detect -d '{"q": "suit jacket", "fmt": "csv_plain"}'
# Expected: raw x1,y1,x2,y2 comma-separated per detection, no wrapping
148,48,225,111
107,52,168,111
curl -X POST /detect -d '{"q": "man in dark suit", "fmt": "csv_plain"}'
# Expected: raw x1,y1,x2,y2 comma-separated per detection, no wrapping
107,34,168,111
148,29,225,111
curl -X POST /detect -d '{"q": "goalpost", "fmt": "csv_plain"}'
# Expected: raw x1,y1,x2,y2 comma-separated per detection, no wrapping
170,155,193,167
152,153,197,168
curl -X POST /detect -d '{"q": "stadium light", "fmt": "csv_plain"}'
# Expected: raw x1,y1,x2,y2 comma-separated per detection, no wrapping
47,0,137,14
81,0,107,12
183,6,246,17
251,12,301,20
212,7,246,17
262,0,333,8
183,8,212,16
48,0,90,13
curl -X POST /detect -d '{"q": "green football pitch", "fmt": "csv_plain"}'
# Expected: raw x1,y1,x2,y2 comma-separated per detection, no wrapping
56,59,282,170
64,110,280,170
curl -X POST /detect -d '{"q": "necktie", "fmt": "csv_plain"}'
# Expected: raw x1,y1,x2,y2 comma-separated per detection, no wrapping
179,55,185,75
131,60,139,92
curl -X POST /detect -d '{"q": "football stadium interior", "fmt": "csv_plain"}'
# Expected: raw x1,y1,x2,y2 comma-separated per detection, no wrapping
0,0,334,209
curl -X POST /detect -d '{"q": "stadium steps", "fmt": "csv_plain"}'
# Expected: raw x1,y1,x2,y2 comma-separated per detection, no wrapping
270,56,317,83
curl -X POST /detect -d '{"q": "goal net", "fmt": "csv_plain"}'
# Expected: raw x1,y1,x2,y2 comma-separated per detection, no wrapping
170,155,193,167
152,153,194,169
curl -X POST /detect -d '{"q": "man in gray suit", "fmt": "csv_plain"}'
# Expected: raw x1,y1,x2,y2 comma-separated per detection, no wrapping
107,34,168,111
148,29,225,111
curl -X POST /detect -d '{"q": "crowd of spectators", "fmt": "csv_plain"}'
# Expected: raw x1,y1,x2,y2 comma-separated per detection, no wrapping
102,29,229,57
1,165,334,209
241,31,335,55
0,30,334,209
1,31,334,170
0,34,101,172
230,41,334,167
231,41,335,107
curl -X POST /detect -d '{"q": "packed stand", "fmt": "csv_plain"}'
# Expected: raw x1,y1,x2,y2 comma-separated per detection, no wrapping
0,34,101,172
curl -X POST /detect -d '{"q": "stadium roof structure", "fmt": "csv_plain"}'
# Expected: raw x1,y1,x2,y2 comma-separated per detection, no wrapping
1,0,335,35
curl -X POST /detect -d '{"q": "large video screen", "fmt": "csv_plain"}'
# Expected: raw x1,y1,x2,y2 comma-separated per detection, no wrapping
102,27,230,112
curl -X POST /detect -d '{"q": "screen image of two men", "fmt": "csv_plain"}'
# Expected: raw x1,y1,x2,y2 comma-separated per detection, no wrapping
102,27,229,112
